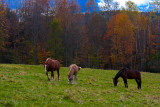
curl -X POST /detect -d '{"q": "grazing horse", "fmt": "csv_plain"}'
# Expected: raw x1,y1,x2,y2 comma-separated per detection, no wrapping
68,64,81,84
113,67,141,89
44,58,60,81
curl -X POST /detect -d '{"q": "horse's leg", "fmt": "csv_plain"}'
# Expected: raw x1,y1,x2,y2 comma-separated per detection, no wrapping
135,79,139,89
57,69,60,81
74,74,77,84
72,75,75,84
126,79,128,88
46,71,50,81
138,78,141,89
123,78,128,88
51,71,54,81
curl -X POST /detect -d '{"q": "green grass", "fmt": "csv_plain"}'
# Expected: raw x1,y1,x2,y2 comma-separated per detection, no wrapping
0,64,160,106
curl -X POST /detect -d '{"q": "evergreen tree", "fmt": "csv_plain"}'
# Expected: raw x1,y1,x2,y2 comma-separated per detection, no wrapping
48,18,64,63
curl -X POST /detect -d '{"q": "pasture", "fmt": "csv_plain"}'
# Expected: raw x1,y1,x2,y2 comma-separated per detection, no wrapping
0,64,160,106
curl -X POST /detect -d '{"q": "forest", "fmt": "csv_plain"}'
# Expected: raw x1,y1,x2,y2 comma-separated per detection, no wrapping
0,0,159,72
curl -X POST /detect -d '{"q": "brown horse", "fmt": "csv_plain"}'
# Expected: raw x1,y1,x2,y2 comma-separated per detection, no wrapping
68,64,81,84
113,67,141,89
44,58,60,81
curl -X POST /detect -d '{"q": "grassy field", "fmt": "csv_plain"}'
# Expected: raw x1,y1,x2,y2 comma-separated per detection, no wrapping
0,64,160,106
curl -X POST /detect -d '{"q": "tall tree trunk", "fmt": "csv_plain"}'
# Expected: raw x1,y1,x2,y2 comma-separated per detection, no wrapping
33,1,39,65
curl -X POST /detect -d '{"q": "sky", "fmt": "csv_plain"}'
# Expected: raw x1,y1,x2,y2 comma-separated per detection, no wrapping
8,0,153,12
98,0,152,7
98,0,153,11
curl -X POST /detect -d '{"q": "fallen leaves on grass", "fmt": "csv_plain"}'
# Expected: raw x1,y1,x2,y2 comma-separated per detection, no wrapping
18,71,26,75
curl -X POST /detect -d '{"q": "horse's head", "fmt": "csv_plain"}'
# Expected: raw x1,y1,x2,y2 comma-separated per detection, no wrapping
68,75,73,84
113,78,118,86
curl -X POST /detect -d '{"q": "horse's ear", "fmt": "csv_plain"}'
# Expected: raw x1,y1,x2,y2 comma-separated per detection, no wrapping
124,67,128,71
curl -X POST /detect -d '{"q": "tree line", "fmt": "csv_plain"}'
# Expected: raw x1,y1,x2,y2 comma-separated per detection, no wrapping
0,0,159,72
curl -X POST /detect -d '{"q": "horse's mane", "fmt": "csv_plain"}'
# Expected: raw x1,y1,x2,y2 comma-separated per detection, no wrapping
114,70,122,79
115,68,127,79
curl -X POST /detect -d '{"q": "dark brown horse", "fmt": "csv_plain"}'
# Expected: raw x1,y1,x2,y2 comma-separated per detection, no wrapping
113,67,141,89
44,58,60,81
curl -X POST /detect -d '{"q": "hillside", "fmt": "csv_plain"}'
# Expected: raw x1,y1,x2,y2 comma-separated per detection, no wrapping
0,64,160,106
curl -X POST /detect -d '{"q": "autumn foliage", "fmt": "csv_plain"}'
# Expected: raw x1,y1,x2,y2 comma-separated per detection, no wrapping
37,44,50,64
105,13,135,68
0,0,159,72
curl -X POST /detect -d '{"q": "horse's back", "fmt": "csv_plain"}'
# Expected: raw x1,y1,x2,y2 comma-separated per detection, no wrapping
69,64,79,75
125,70,141,79
45,58,60,71
52,60,60,68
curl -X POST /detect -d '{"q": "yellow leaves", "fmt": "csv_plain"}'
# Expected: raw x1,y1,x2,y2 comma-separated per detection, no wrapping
106,13,135,65
0,3,8,51
0,3,7,19
107,13,134,45
114,14,133,38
